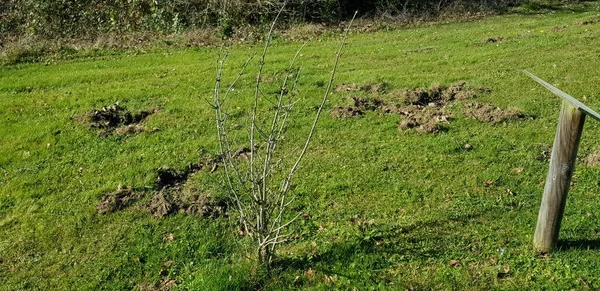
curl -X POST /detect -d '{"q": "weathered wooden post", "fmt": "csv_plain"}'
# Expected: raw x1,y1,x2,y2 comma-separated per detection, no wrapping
525,71,600,253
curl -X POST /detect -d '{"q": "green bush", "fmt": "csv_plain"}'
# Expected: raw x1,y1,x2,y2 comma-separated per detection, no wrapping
0,0,530,40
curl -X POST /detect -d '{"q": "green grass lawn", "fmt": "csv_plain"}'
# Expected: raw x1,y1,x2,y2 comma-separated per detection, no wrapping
2,4,600,290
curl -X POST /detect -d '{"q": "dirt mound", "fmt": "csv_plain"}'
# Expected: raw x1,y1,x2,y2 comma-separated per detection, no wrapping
231,146,252,160
390,81,475,106
97,185,138,214
463,103,526,124
148,155,227,218
155,158,216,189
139,278,177,291
332,82,480,133
577,18,600,26
536,144,552,162
96,153,226,218
80,102,157,135
485,36,504,43
331,106,364,118
156,165,192,190
331,96,384,118
397,105,451,134
147,190,227,218
585,150,600,166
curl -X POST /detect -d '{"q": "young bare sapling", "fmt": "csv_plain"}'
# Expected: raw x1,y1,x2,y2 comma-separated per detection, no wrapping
212,9,356,266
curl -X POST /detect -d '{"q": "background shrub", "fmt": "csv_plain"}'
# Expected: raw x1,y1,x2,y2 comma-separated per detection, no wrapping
0,0,529,40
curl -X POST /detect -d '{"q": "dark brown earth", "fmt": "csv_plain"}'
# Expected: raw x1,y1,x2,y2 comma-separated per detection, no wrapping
139,277,177,291
78,103,158,135
97,154,227,219
463,103,526,124
536,144,552,163
332,82,480,133
147,189,227,218
397,105,451,134
485,36,504,43
331,96,383,118
148,155,227,218
578,18,600,25
97,185,138,215
332,82,528,133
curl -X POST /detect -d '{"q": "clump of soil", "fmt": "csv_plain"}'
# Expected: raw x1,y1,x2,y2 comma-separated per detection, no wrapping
139,278,177,291
80,103,157,135
331,96,384,118
97,185,138,214
463,103,526,124
96,153,230,218
361,83,388,94
391,81,475,106
536,144,552,162
232,146,252,160
332,82,477,133
148,155,227,218
577,18,600,26
147,190,227,218
397,105,451,134
485,36,504,43
156,165,191,190
585,150,600,166
155,157,216,189
331,106,364,118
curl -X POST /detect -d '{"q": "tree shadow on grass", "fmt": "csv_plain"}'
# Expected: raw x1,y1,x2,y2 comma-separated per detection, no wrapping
272,211,486,284
511,0,594,15
557,239,600,251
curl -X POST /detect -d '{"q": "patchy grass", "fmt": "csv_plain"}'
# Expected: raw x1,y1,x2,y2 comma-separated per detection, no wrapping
2,3,600,290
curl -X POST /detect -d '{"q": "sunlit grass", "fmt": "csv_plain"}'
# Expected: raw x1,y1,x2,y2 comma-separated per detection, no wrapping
1,3,600,289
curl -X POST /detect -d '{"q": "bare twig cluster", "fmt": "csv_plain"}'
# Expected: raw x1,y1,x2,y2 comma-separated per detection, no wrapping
211,6,356,266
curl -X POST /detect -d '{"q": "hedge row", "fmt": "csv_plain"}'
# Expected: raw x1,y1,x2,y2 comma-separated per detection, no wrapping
1,0,526,39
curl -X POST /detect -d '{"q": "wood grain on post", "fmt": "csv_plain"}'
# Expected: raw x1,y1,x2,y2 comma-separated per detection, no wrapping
533,100,586,252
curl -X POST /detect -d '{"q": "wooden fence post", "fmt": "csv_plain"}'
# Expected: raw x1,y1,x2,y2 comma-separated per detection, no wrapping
533,100,585,252
525,71,600,252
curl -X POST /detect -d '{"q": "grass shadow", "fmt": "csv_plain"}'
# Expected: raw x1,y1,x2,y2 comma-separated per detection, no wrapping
272,211,486,282
510,0,595,15
558,239,600,251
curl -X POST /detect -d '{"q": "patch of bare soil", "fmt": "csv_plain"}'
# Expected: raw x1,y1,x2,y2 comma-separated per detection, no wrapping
156,165,199,190
147,190,227,219
96,153,227,218
232,146,251,160
332,82,479,133
536,144,552,162
463,103,526,124
78,103,158,135
390,82,475,106
585,150,600,166
139,260,178,291
485,36,504,43
155,156,219,189
331,96,384,118
97,185,138,215
397,105,451,134
552,25,568,32
577,18,600,25
148,156,227,218
139,278,177,291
